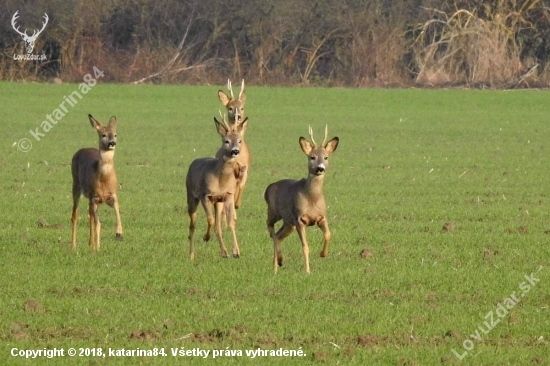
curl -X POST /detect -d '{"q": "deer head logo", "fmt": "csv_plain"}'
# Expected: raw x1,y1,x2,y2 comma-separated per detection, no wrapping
11,11,49,54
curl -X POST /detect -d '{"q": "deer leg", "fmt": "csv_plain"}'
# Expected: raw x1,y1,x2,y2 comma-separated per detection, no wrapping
317,217,331,258
214,201,228,258
187,196,199,260
296,224,310,274
272,222,294,273
267,215,278,271
225,196,240,258
234,166,248,209
88,206,94,249
71,188,80,249
200,197,214,242
108,195,123,240
88,201,100,251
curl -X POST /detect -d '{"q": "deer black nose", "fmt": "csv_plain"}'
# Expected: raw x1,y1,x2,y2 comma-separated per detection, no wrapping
231,149,240,156
316,166,325,173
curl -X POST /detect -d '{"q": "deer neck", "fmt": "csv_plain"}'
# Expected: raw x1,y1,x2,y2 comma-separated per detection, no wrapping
217,155,237,175
305,174,325,198
99,149,115,176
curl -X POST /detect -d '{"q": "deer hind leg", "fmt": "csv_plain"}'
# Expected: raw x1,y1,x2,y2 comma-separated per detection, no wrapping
187,195,199,260
71,184,80,249
224,196,240,258
317,217,331,258
296,224,311,274
271,221,294,273
214,201,229,258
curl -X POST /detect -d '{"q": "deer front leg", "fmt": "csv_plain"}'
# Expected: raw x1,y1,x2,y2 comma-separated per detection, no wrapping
317,216,331,258
111,195,123,240
234,166,248,209
296,223,310,274
106,195,123,240
214,201,229,258
88,200,100,251
200,197,214,242
224,197,240,258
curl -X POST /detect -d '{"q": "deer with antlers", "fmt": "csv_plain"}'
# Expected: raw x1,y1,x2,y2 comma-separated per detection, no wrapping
11,11,49,54
217,79,250,211
264,126,339,273
186,114,248,260
71,115,123,251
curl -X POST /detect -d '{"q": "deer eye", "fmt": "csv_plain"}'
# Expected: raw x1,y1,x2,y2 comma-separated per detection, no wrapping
224,140,230,144
324,156,328,160
102,134,107,138
238,140,242,143
114,135,117,138
310,156,315,160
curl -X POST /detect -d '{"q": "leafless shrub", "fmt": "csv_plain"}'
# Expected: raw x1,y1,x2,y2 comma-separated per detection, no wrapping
413,0,549,87
0,0,548,87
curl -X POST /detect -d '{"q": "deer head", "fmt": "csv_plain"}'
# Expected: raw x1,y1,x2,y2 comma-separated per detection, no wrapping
89,115,117,151
12,11,49,54
213,113,248,161
299,125,339,177
218,79,246,123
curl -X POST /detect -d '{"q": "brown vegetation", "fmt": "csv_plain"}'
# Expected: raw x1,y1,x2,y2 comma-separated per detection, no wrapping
1,0,549,87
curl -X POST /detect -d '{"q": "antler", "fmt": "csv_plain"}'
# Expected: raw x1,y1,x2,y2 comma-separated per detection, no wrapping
11,11,27,37
321,125,328,146
308,126,317,147
227,79,234,99
238,79,245,99
218,110,230,130
11,11,48,39
33,13,49,38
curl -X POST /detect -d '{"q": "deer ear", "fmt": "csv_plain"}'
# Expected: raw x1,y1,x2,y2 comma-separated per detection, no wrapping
218,90,230,106
237,117,249,133
299,137,313,155
108,116,117,128
88,114,102,131
239,90,246,103
214,117,228,136
324,137,339,154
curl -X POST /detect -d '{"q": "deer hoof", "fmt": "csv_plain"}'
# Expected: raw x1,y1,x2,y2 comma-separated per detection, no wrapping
233,254,240,259
116,233,123,241
203,235,210,242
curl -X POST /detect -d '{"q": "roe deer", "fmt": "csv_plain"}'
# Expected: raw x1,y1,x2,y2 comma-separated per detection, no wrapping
218,79,246,123
264,126,339,273
217,79,250,210
186,115,248,260
71,114,122,251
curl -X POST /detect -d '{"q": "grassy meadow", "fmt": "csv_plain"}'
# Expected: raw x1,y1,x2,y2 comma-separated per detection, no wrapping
0,82,548,365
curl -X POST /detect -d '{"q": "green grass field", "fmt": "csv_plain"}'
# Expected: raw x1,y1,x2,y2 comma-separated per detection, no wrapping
0,81,548,365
